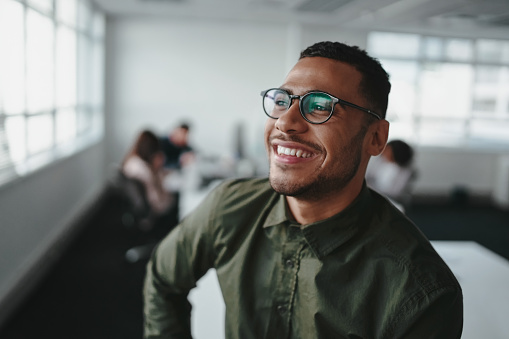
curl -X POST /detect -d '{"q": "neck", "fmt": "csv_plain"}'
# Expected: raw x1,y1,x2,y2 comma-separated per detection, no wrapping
286,176,365,225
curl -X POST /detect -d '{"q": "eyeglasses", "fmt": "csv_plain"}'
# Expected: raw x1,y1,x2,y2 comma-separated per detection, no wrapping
261,88,382,124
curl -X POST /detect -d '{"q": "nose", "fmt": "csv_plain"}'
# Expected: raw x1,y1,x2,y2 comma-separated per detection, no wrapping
274,98,308,134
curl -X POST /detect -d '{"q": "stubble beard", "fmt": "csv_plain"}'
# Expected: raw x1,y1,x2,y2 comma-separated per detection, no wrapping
269,127,367,201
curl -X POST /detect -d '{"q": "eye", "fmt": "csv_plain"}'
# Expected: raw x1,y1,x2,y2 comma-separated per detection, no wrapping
274,94,289,108
306,97,333,116
309,102,329,112
275,100,288,107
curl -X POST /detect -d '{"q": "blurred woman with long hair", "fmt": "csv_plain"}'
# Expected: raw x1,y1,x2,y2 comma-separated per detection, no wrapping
122,130,173,216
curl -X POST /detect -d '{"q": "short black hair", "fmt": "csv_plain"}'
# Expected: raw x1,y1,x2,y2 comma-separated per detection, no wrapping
178,122,190,131
300,41,391,119
388,140,414,167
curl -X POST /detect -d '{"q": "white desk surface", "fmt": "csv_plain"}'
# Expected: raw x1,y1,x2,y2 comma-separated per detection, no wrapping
182,191,509,339
431,241,509,339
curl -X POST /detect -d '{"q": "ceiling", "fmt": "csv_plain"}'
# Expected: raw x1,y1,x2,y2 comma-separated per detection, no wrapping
92,0,509,39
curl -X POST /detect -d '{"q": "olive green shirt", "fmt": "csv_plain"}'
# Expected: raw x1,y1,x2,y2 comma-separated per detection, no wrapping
143,178,463,339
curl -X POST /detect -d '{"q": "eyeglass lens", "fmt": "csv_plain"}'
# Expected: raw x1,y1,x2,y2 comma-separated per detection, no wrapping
263,89,334,124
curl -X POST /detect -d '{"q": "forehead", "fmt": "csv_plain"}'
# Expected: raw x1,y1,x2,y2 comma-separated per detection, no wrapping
282,57,362,98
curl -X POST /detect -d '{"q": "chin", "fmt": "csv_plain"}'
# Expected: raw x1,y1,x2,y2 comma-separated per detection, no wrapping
269,167,359,201
269,173,308,197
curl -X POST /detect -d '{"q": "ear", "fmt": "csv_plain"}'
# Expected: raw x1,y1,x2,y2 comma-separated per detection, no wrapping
365,119,389,156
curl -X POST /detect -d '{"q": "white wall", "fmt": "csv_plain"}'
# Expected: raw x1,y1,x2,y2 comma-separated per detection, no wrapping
0,142,105,324
413,147,508,197
105,18,290,167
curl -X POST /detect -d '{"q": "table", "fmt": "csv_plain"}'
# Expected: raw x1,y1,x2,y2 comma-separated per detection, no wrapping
431,241,509,339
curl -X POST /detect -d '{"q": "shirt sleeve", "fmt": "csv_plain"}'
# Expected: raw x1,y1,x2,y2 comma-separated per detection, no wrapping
143,185,222,339
391,284,463,339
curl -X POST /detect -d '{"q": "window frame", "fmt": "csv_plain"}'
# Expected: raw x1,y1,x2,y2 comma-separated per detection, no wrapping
0,0,105,189
368,31,509,150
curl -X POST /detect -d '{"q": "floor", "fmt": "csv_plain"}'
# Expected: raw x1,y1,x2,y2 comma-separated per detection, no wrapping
0,189,508,338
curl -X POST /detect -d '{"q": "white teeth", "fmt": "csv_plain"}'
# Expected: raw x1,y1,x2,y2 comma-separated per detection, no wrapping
277,146,311,158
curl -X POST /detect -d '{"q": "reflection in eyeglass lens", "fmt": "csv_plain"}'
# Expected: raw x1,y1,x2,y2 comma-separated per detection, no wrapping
303,94,333,121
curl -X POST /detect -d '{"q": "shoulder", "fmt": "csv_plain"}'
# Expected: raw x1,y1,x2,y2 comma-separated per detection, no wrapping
180,177,277,259
214,177,272,195
359,191,463,335
201,176,274,216
185,177,274,217
205,177,275,211
366,190,462,322
123,156,151,177
160,137,176,149
370,191,458,284
123,154,143,167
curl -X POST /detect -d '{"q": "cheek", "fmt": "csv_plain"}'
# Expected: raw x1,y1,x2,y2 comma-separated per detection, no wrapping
264,120,274,148
320,129,342,156
264,118,274,132
321,127,362,162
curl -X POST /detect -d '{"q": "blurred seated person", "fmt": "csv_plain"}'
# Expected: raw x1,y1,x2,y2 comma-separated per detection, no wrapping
160,122,194,171
366,139,416,208
160,123,196,223
122,130,174,220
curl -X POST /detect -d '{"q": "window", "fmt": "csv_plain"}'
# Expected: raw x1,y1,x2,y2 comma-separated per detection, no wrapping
368,32,509,148
0,0,104,187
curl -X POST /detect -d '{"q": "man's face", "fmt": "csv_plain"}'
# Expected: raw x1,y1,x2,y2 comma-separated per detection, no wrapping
264,57,373,200
171,128,189,147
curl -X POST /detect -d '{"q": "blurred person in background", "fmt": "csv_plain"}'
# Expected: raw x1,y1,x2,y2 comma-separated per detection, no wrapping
160,122,194,170
159,122,196,224
122,130,174,223
366,139,416,208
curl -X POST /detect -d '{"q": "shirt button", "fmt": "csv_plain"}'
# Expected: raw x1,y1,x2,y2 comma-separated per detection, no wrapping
285,259,294,268
277,305,286,315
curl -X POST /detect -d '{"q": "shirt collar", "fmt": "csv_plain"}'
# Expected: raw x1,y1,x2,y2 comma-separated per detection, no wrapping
263,183,373,260
263,193,289,227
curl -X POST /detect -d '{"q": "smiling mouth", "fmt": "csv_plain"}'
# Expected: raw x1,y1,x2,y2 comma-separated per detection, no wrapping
276,145,313,158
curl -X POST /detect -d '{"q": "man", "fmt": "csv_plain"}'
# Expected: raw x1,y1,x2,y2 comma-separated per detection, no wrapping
160,123,194,170
143,41,463,338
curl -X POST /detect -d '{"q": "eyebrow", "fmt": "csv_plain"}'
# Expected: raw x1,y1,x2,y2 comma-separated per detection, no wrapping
278,86,293,94
279,87,332,96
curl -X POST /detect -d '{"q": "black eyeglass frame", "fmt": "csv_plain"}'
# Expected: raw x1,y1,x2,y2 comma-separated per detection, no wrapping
261,88,382,124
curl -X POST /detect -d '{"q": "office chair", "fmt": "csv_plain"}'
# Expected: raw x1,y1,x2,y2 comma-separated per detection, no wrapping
394,168,419,208
108,170,159,263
